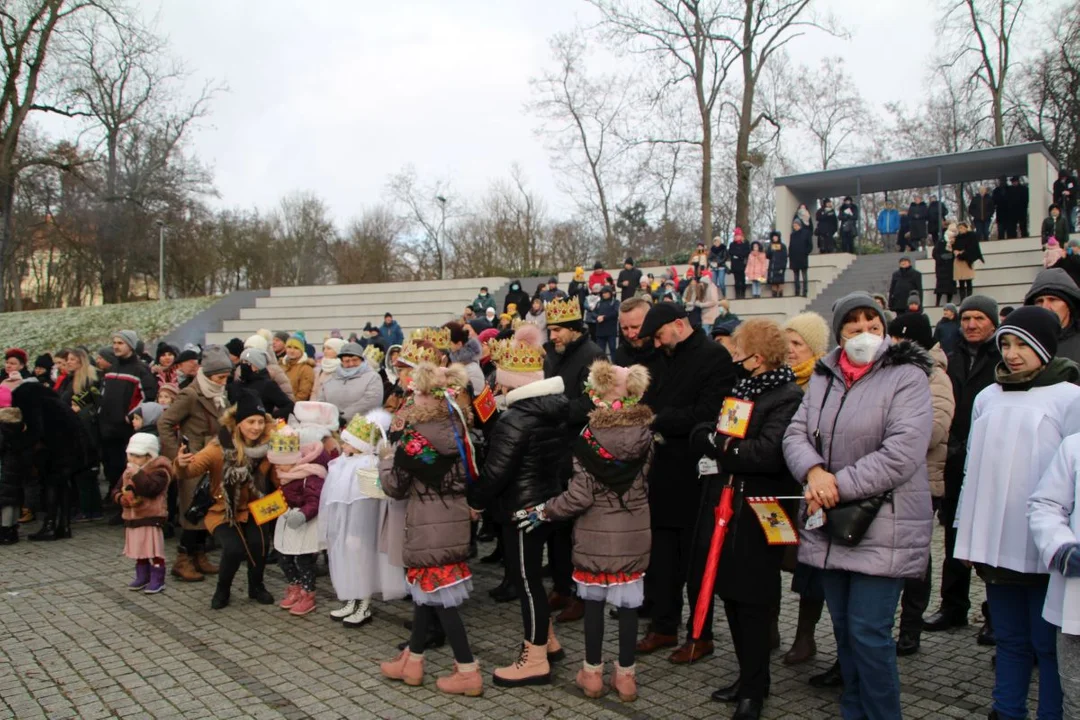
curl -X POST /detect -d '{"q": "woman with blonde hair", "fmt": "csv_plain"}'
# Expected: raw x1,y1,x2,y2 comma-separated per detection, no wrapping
174,393,276,609
58,348,103,522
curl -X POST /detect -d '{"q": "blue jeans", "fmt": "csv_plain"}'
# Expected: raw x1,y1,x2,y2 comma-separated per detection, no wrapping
598,335,617,358
713,267,727,297
974,218,992,241
751,280,761,298
821,570,904,720
985,581,1062,720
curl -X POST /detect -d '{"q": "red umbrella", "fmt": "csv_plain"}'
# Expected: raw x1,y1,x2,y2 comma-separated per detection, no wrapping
691,483,735,641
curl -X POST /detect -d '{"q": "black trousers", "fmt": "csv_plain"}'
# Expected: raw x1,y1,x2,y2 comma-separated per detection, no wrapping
792,268,809,296
585,600,637,667
504,523,552,646
100,437,129,487
938,498,971,616
179,528,209,553
648,521,714,641
213,520,268,595
409,604,473,664
733,270,747,299
840,231,856,254
549,520,573,597
900,555,933,633
281,553,317,592
724,599,772,700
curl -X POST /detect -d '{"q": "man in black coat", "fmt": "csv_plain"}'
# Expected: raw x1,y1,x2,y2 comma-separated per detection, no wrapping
887,257,923,314
991,178,1010,240
229,348,294,420
99,330,158,497
924,295,999,642
927,195,949,247
788,219,813,297
634,303,735,663
542,297,605,621
503,280,531,319
1005,176,1029,238
616,257,643,302
907,195,929,251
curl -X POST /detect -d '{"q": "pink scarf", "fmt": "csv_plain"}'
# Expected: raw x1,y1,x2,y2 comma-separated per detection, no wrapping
276,442,328,485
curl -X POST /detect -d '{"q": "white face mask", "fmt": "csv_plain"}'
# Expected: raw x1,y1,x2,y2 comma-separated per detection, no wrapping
843,332,883,367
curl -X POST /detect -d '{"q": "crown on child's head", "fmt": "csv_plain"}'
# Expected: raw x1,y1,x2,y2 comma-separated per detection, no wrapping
363,344,384,367
494,342,545,374
398,340,439,368
411,327,451,350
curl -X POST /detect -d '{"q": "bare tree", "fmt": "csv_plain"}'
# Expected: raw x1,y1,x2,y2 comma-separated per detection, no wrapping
67,12,217,302
940,0,1025,147
791,57,866,170
1014,3,1080,172
271,192,336,286
330,206,405,284
728,0,836,231
588,0,741,248
0,0,109,310
529,30,632,264
387,167,455,279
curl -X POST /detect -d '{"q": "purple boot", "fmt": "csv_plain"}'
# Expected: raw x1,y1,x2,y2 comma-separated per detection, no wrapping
128,560,150,591
144,564,166,594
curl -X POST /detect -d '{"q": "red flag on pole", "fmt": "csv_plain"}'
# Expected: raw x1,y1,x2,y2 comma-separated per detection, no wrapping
691,483,735,641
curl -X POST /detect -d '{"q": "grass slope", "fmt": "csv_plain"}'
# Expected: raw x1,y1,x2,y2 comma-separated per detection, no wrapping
0,296,219,358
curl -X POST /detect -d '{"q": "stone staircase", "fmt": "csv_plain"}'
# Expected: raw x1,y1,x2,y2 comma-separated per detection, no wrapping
804,253,901,320
204,277,508,346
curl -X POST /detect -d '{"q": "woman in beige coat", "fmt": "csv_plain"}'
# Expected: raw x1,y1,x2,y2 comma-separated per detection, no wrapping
888,312,955,656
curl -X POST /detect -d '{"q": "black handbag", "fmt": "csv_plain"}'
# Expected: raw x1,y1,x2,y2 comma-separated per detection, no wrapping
184,474,213,525
826,491,892,546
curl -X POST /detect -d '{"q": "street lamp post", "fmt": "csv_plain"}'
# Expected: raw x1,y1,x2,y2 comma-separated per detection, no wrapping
436,195,447,280
156,220,166,301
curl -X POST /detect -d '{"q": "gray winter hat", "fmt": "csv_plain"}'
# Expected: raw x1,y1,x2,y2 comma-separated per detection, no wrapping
831,292,887,342
239,347,269,371
111,330,138,352
959,295,1000,327
200,346,233,377
338,342,364,358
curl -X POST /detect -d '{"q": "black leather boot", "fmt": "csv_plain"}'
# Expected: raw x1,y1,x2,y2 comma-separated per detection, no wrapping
28,487,59,541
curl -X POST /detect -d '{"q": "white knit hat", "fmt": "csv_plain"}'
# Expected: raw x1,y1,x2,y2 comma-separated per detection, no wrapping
245,334,269,352
126,432,160,458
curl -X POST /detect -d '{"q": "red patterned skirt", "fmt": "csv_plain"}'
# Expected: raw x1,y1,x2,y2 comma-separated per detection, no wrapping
406,562,473,607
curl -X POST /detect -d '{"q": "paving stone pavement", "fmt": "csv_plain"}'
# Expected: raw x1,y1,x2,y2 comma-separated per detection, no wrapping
0,521,1028,719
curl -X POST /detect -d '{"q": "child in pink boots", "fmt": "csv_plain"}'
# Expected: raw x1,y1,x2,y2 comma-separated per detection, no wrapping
515,360,654,702
114,433,173,594
268,425,329,617
378,362,483,697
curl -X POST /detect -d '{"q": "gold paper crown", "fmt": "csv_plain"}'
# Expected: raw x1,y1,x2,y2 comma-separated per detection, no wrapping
545,296,582,325
398,340,439,368
495,341,546,374
344,413,381,446
411,327,451,350
488,339,511,365
269,426,300,455
363,344,384,367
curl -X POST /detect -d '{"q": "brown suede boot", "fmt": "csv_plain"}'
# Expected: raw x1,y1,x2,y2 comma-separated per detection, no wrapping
171,551,204,582
436,661,483,696
493,641,551,687
192,551,219,575
783,596,823,665
380,649,424,686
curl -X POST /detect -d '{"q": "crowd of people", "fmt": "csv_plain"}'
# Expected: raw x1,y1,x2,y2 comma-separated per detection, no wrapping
3,231,1080,719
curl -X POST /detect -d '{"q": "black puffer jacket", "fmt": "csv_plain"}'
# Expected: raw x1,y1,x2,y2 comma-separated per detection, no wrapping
470,377,569,520
504,281,531,319
0,408,32,507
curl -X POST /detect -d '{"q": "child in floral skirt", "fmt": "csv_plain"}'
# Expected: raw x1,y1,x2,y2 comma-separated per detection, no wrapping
516,360,654,702
378,362,482,697
114,433,173,594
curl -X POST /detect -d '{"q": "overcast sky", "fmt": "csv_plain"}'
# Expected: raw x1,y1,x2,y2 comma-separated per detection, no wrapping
144,0,976,222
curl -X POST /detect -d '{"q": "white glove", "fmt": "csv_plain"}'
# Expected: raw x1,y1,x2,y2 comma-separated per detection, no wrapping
284,508,306,529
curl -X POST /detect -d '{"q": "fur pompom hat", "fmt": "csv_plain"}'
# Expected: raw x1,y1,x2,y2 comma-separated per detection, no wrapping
587,359,650,408
410,362,469,408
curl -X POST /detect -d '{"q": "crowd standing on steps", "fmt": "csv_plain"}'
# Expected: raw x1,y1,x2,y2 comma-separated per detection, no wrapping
6,206,1080,719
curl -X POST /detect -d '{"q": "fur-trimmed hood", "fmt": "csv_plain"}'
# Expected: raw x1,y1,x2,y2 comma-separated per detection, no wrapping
588,402,654,429
506,376,565,406
587,404,654,462
815,338,934,379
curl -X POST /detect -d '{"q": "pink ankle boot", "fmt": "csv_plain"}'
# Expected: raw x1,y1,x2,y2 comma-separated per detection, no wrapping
611,663,638,702
381,649,424,686
576,661,605,698
279,585,301,609
289,590,316,616
435,661,483,696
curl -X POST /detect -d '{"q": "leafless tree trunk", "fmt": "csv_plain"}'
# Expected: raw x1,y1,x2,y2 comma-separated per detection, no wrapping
387,167,454,279
791,57,866,170
941,0,1025,147
529,30,631,264
588,0,740,248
